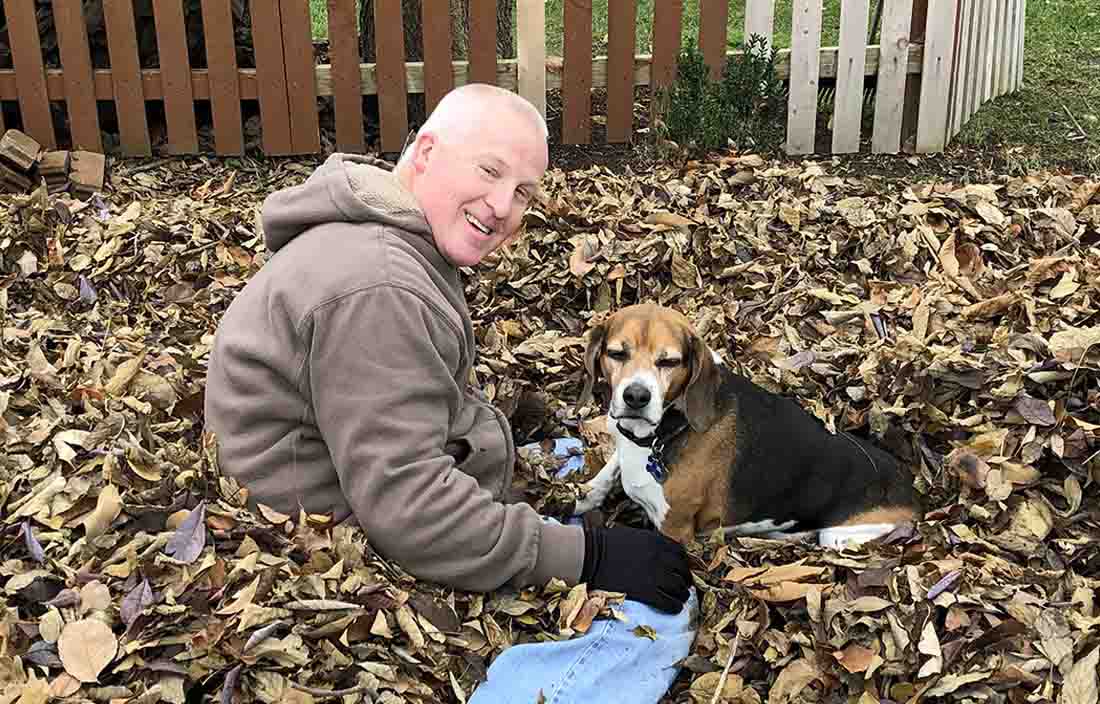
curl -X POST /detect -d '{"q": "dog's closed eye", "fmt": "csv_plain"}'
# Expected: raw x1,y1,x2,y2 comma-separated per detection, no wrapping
606,348,628,361
656,357,681,368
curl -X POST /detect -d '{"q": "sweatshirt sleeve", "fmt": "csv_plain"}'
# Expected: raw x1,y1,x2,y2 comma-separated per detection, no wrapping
305,284,583,592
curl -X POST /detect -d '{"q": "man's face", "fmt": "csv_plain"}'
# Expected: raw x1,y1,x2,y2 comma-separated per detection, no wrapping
409,109,548,267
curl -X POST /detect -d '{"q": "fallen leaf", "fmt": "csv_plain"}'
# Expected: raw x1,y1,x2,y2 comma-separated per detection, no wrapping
58,618,118,682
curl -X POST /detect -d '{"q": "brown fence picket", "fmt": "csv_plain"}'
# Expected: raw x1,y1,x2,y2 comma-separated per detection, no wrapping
200,0,244,154
562,0,593,144
251,0,293,154
699,0,730,80
468,0,497,85
328,0,364,152
605,0,636,142
421,0,454,114
651,1,683,94
281,0,320,153
152,0,198,153
53,0,102,152
374,0,408,152
6,0,56,148
103,0,151,155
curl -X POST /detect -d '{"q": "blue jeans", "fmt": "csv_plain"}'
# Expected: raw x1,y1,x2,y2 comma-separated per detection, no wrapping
469,440,700,704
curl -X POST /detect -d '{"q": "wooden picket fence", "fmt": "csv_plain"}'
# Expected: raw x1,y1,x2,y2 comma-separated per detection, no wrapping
0,0,1026,159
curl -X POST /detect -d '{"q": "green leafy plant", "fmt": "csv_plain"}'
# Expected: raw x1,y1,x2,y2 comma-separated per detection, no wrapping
658,33,786,154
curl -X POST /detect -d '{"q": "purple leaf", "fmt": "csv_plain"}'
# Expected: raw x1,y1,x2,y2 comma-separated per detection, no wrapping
926,569,963,600
121,577,156,627
22,521,46,563
25,640,62,668
221,664,243,704
44,588,81,608
78,275,98,304
165,502,207,564
243,621,286,653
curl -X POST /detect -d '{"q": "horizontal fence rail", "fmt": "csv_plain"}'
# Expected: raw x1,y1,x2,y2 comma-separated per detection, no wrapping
0,0,1026,160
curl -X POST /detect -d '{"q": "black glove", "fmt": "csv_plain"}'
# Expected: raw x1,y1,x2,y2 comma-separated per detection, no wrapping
579,521,692,614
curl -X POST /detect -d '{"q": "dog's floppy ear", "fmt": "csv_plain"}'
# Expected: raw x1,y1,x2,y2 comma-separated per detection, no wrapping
576,322,607,411
684,332,719,432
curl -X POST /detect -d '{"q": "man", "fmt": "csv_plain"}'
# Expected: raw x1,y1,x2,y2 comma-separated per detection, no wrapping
204,83,696,702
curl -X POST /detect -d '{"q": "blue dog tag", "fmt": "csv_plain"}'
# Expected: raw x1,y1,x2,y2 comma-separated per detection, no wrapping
646,453,667,483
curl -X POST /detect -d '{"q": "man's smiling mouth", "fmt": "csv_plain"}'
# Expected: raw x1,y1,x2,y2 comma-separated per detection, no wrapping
465,212,493,236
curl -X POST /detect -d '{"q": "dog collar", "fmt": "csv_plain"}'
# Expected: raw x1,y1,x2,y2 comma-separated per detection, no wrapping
617,409,690,483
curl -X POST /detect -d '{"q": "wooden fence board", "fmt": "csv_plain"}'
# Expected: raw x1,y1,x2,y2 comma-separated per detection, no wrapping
992,0,1006,97
943,0,964,140
948,0,973,136
605,0,636,142
872,0,913,153
699,0,730,80
1003,0,1015,93
1016,0,1026,87
0,44,929,105
1005,0,1018,93
328,0,363,152
53,0,103,149
650,0,682,92
374,0,408,152
832,0,869,154
6,0,56,148
915,0,956,151
153,0,199,153
469,0,497,85
422,0,455,114
744,0,775,49
962,0,981,122
103,0,151,155
251,0,293,154
563,0,593,144
201,0,244,154
982,0,995,102
281,0,320,153
787,0,822,154
965,0,986,120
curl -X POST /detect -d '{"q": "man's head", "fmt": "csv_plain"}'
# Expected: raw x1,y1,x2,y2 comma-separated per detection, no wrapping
395,83,549,267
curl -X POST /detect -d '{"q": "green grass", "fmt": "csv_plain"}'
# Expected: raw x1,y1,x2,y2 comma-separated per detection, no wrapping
951,0,1100,172
306,0,1100,172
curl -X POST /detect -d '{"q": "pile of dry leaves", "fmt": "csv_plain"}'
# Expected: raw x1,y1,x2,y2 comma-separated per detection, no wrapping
1,150,1099,704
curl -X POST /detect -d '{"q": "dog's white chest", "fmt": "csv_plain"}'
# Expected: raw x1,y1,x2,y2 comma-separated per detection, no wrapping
616,439,670,529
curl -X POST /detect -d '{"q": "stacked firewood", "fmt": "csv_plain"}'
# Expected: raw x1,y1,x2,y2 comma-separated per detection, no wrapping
0,129,106,198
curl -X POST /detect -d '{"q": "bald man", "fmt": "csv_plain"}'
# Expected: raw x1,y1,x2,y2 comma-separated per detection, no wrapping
204,84,696,703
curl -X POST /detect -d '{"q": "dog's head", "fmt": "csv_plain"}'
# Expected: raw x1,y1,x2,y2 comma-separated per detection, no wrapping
577,304,719,436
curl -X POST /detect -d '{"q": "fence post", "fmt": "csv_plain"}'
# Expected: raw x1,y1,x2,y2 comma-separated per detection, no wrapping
516,0,547,119
899,0,929,151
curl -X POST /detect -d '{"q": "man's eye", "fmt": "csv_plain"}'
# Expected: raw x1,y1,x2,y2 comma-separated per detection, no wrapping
481,165,498,178
515,188,531,202
606,349,628,361
657,358,681,368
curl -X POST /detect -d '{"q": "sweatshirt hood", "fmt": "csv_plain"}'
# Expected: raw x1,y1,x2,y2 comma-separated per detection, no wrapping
260,153,432,253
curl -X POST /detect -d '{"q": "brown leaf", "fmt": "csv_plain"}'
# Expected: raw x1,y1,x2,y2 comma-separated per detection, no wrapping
1060,646,1100,704
58,618,118,682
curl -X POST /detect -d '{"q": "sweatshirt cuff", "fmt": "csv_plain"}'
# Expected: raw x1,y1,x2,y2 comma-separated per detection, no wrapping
528,521,585,588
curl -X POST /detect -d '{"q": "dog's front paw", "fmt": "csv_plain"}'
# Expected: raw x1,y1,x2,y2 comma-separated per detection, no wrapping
572,486,604,516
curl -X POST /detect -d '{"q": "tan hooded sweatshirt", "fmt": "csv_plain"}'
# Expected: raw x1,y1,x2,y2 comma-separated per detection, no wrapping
204,153,583,591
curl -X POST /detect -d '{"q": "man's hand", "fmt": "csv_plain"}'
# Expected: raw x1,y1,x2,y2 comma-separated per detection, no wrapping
578,520,692,614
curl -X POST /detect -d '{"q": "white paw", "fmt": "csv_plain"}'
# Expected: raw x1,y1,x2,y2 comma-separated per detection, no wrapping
573,486,605,515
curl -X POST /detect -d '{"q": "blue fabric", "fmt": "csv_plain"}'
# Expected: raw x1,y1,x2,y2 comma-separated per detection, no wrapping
466,439,699,704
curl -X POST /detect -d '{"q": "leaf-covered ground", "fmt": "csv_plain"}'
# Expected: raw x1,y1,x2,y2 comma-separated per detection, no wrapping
1,151,1099,704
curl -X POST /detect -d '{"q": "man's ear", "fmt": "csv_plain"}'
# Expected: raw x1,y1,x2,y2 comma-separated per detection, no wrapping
684,333,719,432
576,322,607,412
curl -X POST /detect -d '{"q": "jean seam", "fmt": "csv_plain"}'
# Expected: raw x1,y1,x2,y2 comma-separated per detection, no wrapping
544,615,618,704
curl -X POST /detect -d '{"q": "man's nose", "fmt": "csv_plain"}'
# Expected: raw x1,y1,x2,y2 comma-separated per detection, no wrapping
486,183,513,220
623,383,651,410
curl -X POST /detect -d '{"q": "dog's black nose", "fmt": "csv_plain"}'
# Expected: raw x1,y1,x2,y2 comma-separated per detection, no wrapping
623,384,651,409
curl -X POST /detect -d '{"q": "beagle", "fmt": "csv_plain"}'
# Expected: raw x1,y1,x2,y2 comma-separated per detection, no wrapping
572,304,920,549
